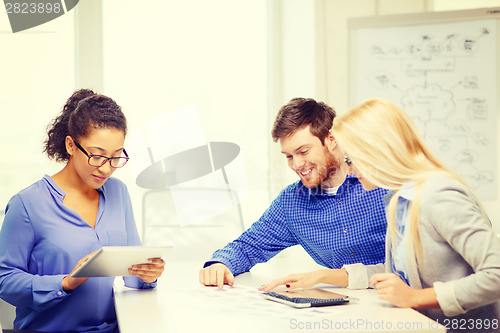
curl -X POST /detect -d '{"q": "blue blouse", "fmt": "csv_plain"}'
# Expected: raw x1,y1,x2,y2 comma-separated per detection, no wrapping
387,184,415,286
0,175,154,332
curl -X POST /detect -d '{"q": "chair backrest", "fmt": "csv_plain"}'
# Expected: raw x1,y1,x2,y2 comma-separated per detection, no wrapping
141,189,245,261
0,210,16,329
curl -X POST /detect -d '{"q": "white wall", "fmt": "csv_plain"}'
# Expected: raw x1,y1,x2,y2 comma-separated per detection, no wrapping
433,0,500,11
0,10,75,208
268,0,323,198
0,1,270,247
100,0,270,231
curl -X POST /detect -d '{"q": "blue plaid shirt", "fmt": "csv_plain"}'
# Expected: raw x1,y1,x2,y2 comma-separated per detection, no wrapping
206,175,387,275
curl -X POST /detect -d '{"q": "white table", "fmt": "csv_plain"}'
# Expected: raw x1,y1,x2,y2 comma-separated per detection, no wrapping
114,258,446,333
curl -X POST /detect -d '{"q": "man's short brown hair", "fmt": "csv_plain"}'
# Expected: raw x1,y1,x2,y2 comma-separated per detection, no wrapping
271,97,336,144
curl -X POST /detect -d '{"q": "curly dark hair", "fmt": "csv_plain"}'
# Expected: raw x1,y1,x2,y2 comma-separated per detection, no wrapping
43,89,127,162
271,98,336,144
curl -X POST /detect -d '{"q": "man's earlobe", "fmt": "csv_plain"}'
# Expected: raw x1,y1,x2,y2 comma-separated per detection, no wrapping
327,131,337,150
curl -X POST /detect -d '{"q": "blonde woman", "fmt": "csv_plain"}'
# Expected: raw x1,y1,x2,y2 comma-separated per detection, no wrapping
331,98,500,331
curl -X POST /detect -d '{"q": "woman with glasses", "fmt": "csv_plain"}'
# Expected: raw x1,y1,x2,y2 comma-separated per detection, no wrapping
0,89,165,332
333,98,500,332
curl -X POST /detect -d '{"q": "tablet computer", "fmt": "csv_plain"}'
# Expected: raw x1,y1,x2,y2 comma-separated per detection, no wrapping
70,246,171,277
261,288,349,308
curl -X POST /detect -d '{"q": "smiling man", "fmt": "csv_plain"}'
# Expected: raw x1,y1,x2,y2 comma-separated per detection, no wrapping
199,98,387,290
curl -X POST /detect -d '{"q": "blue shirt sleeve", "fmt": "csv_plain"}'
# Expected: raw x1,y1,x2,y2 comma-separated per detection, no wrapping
205,189,299,275
0,194,68,312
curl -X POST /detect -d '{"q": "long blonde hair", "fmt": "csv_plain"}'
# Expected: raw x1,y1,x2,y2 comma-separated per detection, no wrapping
332,98,471,263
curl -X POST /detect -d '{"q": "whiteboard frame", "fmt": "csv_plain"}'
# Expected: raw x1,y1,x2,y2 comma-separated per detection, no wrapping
348,7,500,105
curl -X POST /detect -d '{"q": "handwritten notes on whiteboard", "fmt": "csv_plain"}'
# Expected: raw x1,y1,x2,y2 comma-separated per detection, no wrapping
351,19,497,199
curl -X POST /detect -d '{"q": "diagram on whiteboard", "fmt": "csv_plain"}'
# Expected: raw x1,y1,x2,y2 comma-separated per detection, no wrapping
352,19,497,200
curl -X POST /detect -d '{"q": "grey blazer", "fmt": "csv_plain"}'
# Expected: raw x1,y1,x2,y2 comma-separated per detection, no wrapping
385,176,500,327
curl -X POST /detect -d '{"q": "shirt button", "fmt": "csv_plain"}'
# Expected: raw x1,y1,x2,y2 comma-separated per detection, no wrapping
57,291,62,296
338,200,342,204
344,229,348,233
351,253,355,257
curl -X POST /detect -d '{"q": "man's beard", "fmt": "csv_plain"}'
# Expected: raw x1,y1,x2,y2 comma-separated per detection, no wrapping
320,147,341,185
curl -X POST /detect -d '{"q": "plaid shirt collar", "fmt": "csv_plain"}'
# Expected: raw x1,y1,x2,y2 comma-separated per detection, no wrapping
305,174,359,197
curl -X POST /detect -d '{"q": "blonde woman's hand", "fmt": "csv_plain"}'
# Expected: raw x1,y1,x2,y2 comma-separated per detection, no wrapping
370,273,440,309
370,273,416,307
259,270,327,292
259,268,348,292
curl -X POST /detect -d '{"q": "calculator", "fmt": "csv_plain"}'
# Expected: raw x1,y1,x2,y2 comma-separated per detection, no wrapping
261,288,349,308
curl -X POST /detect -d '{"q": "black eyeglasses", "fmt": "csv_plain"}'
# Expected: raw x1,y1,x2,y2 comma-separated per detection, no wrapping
74,140,129,168
344,156,352,166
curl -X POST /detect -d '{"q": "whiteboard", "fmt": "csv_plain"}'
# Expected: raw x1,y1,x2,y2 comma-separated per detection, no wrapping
348,8,500,200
